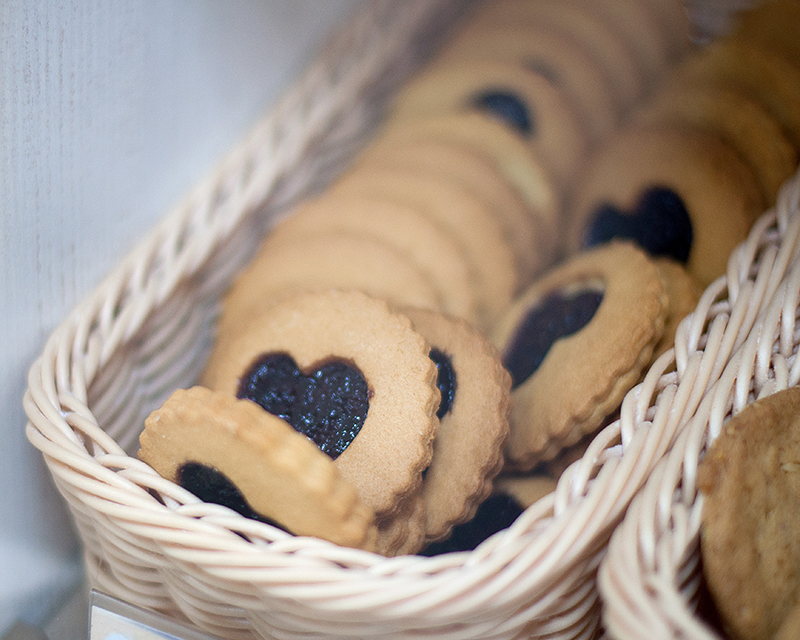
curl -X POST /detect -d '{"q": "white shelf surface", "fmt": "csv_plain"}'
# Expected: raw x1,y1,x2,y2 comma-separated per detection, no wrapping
0,1,359,636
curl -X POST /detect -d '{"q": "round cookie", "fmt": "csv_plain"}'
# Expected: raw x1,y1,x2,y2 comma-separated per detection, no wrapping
138,386,379,551
491,242,669,469
673,39,800,148
214,230,443,340
357,138,555,283
651,257,701,360
697,386,800,640
567,124,764,287
432,22,618,142
401,306,511,543
387,59,590,191
462,0,644,112
374,487,427,557
634,81,798,205
267,194,481,324
202,289,441,518
329,163,520,327
728,0,800,67
371,112,561,241
494,475,558,508
581,0,671,84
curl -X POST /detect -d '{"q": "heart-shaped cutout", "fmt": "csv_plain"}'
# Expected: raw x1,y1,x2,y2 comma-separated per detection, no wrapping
237,353,370,459
503,288,604,389
582,186,693,263
471,89,534,136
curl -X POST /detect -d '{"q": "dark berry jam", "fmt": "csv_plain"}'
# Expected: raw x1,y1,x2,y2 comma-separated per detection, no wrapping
178,462,284,529
429,348,457,419
583,186,693,264
503,288,604,389
419,493,524,555
237,352,370,459
472,90,534,135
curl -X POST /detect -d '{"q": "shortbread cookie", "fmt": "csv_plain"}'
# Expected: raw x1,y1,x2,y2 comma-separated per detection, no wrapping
729,0,800,67
651,257,701,360
202,290,440,518
371,112,561,240
402,306,511,542
698,386,800,640
582,0,671,83
329,164,519,326
267,194,480,324
491,242,669,469
358,138,554,282
374,487,427,557
674,39,800,147
463,0,644,111
214,230,442,340
432,23,618,142
494,475,558,508
138,386,379,551
634,82,798,204
387,59,590,190
567,124,764,287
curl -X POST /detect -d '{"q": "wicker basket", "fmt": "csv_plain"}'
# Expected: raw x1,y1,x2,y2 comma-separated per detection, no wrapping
597,170,800,640
21,0,765,638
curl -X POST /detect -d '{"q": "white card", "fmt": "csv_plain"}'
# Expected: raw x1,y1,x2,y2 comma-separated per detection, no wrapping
89,591,220,640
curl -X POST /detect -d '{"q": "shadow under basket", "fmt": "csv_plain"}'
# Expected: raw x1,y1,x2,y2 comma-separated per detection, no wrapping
21,0,769,638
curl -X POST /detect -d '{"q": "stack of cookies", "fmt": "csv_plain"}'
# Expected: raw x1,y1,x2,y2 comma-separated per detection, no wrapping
137,0,800,559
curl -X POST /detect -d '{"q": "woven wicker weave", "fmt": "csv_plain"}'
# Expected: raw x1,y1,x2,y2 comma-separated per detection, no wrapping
598,170,800,640
21,0,762,638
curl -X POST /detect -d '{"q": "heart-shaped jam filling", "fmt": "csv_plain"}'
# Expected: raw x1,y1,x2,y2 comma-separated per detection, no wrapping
178,461,284,529
419,493,524,555
583,187,693,264
503,288,604,389
237,353,370,459
429,348,457,419
472,90,534,136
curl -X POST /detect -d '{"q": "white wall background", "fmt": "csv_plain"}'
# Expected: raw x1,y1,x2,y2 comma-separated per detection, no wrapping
0,1,358,634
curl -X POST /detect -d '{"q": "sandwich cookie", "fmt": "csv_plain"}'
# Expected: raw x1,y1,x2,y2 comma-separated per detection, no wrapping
202,289,441,519
491,242,669,469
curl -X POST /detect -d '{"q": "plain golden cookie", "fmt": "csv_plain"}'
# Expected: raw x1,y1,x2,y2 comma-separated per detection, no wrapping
491,242,668,469
402,306,511,543
202,289,441,519
698,386,800,640
138,386,379,551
